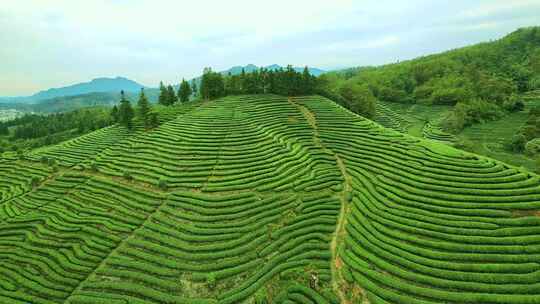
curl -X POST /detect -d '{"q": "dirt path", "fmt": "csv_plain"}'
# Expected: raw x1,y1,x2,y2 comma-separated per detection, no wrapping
289,97,352,304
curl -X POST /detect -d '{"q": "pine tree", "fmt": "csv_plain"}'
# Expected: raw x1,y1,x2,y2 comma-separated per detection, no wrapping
110,105,119,123
167,85,177,104
302,66,314,95
191,81,198,97
118,90,135,129
137,88,151,129
149,113,160,128
179,78,192,103
158,81,168,105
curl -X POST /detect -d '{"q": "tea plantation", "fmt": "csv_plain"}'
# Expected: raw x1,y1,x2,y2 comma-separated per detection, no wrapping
1,95,540,303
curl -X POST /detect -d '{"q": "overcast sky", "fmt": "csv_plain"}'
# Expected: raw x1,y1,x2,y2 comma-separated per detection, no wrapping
1,0,539,96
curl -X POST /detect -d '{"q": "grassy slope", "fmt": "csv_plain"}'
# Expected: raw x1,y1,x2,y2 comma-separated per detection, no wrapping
1,95,540,304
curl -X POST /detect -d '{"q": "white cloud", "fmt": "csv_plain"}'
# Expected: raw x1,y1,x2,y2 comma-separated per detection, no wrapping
0,0,538,95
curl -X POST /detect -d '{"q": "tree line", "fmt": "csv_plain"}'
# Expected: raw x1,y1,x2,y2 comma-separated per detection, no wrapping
110,89,160,130
157,79,195,106
199,65,317,100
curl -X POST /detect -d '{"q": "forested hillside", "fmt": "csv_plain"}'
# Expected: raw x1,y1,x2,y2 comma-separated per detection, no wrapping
321,27,540,128
318,27,540,171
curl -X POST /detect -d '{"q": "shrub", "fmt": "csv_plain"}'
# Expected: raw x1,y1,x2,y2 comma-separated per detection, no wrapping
253,287,268,304
507,134,527,153
123,171,133,181
503,94,525,112
30,176,41,188
158,178,168,190
525,138,540,156
207,272,216,289
47,158,56,167
90,162,99,172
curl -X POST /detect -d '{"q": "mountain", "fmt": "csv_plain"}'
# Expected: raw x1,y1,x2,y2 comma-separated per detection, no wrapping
0,90,160,113
3,94,540,303
30,76,145,101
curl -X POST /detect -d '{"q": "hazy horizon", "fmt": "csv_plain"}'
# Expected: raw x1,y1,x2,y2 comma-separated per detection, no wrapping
1,0,539,96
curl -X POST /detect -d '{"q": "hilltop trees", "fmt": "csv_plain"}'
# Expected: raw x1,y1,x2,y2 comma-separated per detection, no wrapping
158,81,168,105
166,85,178,104
118,90,135,129
178,79,192,103
200,68,225,100
137,88,152,129
200,65,318,100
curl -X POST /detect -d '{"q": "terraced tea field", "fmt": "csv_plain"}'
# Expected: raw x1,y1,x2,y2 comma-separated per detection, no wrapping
1,94,540,303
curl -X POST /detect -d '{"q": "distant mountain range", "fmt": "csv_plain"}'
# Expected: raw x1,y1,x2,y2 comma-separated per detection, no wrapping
0,77,145,104
0,64,325,112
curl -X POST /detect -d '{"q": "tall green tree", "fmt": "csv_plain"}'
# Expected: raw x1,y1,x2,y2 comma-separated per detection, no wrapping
178,78,192,103
302,66,315,94
191,81,198,97
110,105,119,123
118,90,135,129
200,68,225,100
137,88,151,128
158,81,168,105
167,85,177,104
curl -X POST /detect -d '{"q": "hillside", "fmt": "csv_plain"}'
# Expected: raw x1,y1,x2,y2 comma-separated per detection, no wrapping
1,95,540,303
320,26,540,171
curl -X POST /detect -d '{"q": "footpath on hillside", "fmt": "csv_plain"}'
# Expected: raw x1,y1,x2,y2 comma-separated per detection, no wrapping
288,97,360,304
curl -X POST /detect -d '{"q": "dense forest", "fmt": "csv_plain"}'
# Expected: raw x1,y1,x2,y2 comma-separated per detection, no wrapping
0,107,113,153
320,27,540,132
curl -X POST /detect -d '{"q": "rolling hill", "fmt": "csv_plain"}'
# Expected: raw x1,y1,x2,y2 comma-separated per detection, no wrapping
1,94,540,303
30,77,145,102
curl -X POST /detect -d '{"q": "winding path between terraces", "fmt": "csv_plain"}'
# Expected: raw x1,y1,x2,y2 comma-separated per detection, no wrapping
289,97,354,304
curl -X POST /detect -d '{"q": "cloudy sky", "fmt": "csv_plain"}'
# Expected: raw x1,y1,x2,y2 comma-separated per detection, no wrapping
1,0,539,96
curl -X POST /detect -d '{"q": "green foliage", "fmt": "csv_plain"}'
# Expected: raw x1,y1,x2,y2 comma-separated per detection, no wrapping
207,272,217,289
30,176,41,187
158,81,168,105
254,287,269,304
118,91,135,130
191,80,198,97
204,65,318,100
137,88,152,129
339,83,377,118
148,112,160,129
167,85,178,104
2,94,540,304
3,107,113,141
178,78,192,103
158,178,168,190
525,138,540,156
110,105,119,123
201,67,225,100
319,27,540,128
123,170,133,181
443,99,503,132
